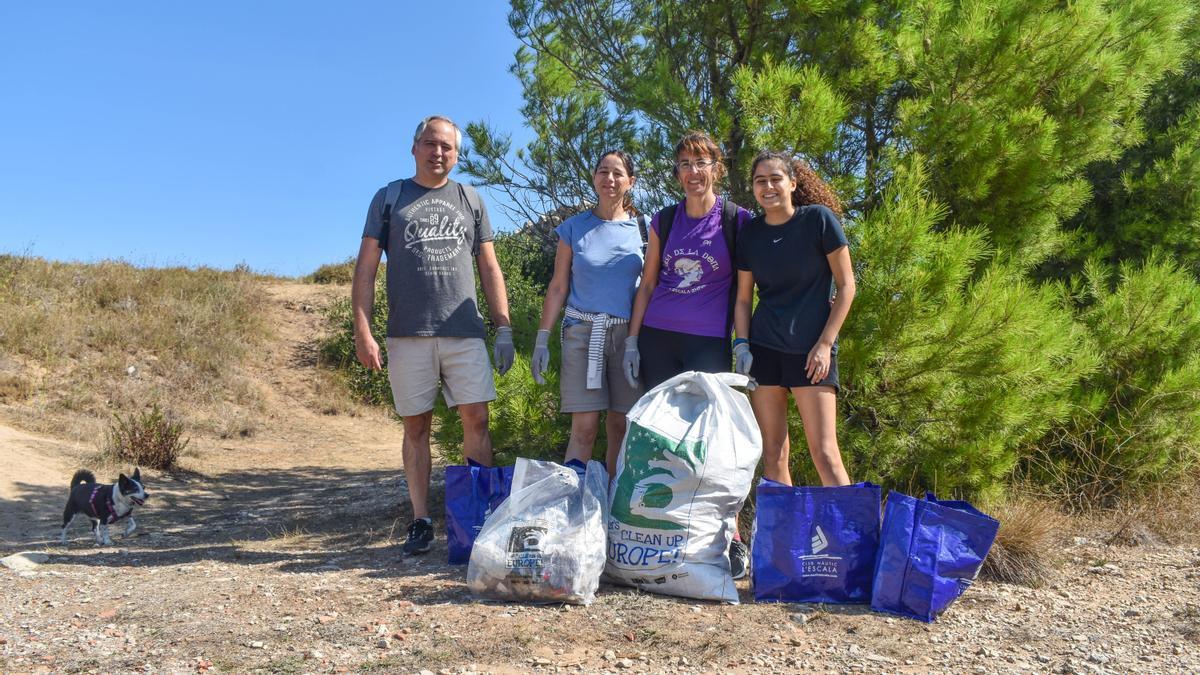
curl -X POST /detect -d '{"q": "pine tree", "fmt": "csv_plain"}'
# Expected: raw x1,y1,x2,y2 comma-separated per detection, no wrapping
447,0,1198,496
822,160,1094,497
1053,18,1200,278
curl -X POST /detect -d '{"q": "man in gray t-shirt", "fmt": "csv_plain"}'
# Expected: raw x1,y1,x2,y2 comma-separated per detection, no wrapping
351,115,515,557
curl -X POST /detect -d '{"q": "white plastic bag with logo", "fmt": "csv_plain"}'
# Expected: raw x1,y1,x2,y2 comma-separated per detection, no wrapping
467,458,608,605
605,371,762,603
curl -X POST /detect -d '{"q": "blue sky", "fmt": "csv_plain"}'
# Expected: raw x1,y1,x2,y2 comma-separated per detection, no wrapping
0,2,531,276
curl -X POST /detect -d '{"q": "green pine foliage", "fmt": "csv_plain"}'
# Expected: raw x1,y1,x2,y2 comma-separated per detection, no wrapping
898,0,1194,266
317,1,1200,502
1030,257,1200,504
1056,19,1200,277
813,162,1095,498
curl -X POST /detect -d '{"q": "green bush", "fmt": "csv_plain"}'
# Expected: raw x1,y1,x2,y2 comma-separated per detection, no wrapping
1029,256,1200,505
319,275,393,407
826,161,1095,500
105,404,189,471
306,258,387,285
306,258,357,285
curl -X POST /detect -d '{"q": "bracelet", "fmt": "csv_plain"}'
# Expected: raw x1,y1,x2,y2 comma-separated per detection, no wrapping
732,337,749,347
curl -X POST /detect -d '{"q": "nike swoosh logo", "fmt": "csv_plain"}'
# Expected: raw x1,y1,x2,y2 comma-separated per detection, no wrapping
773,237,783,243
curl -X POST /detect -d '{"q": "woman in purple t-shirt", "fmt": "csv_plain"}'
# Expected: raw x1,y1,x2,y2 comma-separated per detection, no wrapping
622,131,753,580
623,131,751,391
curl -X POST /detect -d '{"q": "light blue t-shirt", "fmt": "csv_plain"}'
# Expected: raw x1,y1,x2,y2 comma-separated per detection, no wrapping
554,210,645,320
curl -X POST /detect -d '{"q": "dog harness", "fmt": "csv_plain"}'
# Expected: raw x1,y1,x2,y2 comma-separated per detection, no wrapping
87,485,130,524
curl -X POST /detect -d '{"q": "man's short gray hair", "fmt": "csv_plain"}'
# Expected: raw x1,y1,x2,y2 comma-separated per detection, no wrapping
413,115,463,150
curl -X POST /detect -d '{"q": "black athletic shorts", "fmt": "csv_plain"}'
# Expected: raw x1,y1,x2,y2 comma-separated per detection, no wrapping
638,325,732,390
749,342,839,392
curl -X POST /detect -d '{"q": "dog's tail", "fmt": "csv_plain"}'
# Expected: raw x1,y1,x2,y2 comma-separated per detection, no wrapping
70,469,96,489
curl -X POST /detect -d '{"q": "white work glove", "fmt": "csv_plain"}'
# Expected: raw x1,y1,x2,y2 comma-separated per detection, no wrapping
733,340,753,376
622,335,640,388
494,326,515,375
531,329,551,384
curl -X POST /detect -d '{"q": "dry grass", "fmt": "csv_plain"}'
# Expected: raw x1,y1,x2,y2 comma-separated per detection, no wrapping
979,495,1067,587
1103,472,1200,547
0,255,270,436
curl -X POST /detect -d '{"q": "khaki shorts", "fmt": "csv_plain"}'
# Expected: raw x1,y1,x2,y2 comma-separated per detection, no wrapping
560,321,643,414
386,337,496,416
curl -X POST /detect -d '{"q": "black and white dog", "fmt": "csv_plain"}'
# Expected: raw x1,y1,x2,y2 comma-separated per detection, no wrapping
61,469,148,545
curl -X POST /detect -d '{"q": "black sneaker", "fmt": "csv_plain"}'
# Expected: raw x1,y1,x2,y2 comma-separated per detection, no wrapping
729,538,750,580
402,518,434,556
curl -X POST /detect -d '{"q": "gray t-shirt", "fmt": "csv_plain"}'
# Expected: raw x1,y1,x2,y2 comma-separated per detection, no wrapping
361,179,494,338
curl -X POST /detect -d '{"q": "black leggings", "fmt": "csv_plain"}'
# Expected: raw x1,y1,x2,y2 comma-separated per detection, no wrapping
638,325,732,390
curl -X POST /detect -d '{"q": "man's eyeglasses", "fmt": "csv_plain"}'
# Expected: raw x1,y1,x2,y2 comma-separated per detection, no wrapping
676,159,716,172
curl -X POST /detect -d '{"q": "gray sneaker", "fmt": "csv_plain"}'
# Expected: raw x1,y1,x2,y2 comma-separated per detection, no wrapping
729,538,750,580
402,518,433,556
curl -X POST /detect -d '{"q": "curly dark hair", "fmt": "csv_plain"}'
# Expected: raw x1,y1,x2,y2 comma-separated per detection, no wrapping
750,151,843,218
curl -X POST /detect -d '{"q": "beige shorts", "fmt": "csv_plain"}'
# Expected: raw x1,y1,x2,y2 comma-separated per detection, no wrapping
559,321,643,414
386,337,496,417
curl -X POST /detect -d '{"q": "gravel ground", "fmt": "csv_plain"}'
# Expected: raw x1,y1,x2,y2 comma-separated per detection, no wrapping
2,483,1197,674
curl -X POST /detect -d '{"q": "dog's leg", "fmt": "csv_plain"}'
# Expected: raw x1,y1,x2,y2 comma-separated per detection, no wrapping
91,520,103,546
100,523,113,546
61,506,75,545
124,517,136,537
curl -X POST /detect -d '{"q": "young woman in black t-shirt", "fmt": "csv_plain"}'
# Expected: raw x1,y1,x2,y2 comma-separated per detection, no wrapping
732,152,855,486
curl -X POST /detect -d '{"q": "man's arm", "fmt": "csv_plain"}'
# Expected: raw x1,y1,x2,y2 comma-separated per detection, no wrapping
475,241,511,328
351,237,385,370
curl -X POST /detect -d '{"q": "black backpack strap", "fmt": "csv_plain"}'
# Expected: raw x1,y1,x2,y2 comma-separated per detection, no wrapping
720,197,741,337
637,213,650,243
457,182,485,256
656,203,678,264
379,179,405,253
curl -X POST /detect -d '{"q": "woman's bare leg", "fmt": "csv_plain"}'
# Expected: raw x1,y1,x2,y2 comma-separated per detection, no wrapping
750,385,792,484
791,386,849,486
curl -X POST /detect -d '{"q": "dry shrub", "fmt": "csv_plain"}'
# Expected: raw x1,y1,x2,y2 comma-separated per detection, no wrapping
980,497,1066,587
1105,473,1200,546
104,404,189,470
0,372,33,403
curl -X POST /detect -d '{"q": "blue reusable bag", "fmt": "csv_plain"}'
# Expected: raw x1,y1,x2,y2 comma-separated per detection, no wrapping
444,460,515,565
752,479,882,604
870,491,1000,622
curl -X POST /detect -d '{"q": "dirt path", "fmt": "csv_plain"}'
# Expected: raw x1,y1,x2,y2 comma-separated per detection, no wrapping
1,280,1197,673
0,422,89,545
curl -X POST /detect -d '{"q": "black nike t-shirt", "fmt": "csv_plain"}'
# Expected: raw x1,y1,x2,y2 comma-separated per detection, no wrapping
735,204,849,354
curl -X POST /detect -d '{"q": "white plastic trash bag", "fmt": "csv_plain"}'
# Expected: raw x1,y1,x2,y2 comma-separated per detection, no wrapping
467,458,608,605
605,371,762,603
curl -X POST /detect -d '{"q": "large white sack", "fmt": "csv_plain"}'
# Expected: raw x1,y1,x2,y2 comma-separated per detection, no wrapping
467,458,608,605
605,371,762,603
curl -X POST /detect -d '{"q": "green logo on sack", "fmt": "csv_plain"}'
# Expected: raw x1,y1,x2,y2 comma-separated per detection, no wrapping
611,422,707,530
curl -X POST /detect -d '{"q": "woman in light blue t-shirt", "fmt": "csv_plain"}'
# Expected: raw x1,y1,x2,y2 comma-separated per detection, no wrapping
531,151,646,475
